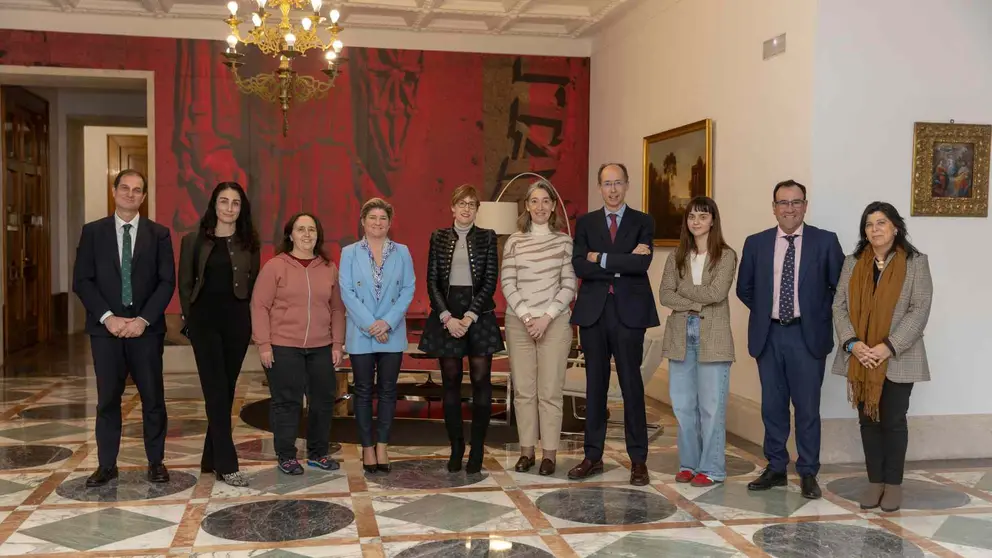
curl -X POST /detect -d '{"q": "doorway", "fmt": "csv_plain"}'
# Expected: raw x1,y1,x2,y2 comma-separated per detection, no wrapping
106,134,149,217
1,86,51,355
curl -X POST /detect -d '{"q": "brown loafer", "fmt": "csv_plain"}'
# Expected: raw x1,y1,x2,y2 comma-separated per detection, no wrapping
538,458,556,476
514,456,536,472
567,458,604,480
630,462,650,486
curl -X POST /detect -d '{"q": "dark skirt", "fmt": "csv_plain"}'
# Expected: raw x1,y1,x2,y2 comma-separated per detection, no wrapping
418,286,505,358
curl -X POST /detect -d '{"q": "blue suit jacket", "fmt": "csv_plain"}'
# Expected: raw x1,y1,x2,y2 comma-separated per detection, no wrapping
339,241,416,355
736,224,844,359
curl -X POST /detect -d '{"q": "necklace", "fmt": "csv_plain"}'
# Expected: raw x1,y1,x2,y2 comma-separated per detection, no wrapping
874,257,885,270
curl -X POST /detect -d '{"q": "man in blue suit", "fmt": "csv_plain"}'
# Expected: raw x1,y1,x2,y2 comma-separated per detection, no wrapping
736,180,844,499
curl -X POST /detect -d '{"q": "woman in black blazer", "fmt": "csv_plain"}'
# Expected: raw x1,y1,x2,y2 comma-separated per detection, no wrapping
178,182,260,487
418,184,505,474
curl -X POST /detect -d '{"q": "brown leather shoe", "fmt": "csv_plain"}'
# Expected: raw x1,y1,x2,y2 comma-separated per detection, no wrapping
567,459,603,480
630,462,650,486
538,458,556,476
514,456,535,472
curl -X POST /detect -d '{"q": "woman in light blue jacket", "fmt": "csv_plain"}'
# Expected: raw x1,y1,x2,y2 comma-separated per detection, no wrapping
339,198,416,474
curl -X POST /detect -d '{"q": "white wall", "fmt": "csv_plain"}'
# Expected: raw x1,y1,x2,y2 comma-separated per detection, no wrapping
589,0,818,407
813,0,992,418
83,126,150,226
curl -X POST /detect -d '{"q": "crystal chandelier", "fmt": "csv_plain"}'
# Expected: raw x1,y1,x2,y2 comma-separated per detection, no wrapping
221,0,345,136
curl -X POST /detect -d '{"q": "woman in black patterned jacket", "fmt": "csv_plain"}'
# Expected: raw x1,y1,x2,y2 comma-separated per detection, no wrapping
419,184,505,474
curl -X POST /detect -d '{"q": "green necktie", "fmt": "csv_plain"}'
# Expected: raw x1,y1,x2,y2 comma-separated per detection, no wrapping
122,223,133,307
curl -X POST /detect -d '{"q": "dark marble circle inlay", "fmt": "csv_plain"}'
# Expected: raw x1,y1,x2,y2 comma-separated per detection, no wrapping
535,486,677,525
122,418,209,439
395,538,555,557
827,476,971,510
19,403,96,420
0,444,73,469
56,469,198,502
0,390,34,402
200,500,354,542
753,522,924,558
648,449,756,478
364,458,489,490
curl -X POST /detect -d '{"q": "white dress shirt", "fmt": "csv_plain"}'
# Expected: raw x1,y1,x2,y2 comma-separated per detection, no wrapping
100,213,148,325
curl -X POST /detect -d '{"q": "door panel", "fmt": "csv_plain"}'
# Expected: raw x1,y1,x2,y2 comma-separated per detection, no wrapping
2,86,51,355
107,134,149,217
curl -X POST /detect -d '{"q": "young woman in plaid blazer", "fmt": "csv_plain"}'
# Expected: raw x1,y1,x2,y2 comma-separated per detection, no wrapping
658,196,737,487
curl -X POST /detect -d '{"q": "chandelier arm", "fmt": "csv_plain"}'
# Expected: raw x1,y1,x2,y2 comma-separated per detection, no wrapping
494,172,572,237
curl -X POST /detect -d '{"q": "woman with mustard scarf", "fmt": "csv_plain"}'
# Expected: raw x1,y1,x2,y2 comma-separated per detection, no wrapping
831,202,933,513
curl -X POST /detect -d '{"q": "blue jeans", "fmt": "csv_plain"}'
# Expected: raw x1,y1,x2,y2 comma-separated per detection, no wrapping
668,315,731,480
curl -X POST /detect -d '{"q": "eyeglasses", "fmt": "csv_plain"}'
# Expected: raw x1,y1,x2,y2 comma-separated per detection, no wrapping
454,201,478,210
774,200,806,209
601,180,627,189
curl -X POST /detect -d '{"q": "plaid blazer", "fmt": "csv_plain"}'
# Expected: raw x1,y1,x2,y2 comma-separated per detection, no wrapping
658,248,737,363
831,252,933,382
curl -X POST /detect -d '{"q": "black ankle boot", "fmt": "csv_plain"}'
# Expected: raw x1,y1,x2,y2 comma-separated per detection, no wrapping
448,438,465,472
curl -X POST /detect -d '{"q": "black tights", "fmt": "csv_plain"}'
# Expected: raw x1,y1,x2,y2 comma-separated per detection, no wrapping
440,356,493,468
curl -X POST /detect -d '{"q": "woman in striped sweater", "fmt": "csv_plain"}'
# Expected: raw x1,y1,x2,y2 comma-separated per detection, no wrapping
501,180,577,476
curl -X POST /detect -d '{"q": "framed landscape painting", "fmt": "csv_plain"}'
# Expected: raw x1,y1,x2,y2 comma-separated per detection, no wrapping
911,121,990,217
642,119,713,246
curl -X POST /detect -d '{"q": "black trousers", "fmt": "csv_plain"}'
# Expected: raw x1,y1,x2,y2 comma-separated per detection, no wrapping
90,331,167,469
859,378,914,485
188,301,251,474
350,352,403,448
265,345,336,461
580,294,648,463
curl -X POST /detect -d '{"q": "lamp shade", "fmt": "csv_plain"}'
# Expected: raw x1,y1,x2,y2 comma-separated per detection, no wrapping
475,201,519,235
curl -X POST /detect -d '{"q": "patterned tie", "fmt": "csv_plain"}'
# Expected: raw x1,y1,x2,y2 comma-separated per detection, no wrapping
608,213,618,293
779,235,796,321
121,224,133,307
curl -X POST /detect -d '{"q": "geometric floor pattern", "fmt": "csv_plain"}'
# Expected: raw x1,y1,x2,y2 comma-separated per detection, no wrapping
0,336,991,556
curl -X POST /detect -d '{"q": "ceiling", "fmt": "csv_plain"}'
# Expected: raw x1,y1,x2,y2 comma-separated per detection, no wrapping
0,0,636,39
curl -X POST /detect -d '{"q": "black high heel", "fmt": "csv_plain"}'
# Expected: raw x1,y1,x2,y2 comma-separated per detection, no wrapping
362,449,378,474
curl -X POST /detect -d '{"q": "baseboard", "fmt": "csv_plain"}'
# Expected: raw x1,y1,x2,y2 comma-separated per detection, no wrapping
821,414,992,462
162,344,264,374
646,360,992,463
645,362,786,456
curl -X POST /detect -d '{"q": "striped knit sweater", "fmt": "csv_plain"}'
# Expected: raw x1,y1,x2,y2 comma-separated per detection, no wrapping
500,223,577,319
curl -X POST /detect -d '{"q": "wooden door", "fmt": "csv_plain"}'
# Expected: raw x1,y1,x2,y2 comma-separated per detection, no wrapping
2,86,51,355
107,134,149,216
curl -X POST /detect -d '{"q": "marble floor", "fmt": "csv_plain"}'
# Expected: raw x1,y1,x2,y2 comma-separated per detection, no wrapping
0,336,991,556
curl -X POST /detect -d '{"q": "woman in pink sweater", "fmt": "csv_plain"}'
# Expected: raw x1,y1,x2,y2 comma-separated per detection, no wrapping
250,213,345,475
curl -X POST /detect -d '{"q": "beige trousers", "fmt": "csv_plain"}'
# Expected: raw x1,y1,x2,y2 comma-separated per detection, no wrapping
505,312,573,451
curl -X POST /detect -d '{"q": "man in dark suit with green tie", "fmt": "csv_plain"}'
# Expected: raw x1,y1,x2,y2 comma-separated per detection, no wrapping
73,169,175,487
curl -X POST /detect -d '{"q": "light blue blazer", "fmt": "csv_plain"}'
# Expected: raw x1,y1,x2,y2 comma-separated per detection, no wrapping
339,240,416,355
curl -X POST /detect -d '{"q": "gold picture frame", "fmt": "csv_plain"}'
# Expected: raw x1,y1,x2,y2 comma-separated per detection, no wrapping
642,119,713,246
911,121,990,217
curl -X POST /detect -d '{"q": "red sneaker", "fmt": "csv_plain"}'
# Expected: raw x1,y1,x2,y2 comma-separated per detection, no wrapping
691,473,716,487
675,470,695,483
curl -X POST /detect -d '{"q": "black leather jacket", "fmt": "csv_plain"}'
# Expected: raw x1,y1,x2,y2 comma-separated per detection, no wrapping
425,225,499,317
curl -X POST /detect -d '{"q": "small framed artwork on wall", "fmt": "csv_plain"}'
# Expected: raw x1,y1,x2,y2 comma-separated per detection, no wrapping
911,121,990,217
642,119,712,246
